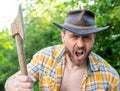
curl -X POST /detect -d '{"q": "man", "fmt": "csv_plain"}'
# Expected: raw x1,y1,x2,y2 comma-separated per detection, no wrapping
5,9,120,91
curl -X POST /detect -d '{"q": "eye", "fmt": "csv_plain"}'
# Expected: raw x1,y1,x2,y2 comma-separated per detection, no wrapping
83,35,92,40
72,35,79,39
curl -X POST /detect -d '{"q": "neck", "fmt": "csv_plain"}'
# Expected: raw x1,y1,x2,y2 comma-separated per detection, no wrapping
66,54,87,71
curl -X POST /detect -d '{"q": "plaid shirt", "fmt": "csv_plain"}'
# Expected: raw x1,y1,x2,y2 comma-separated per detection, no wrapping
25,45,120,91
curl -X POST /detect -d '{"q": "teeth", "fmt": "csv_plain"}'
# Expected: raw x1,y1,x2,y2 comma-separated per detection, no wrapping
76,49,84,55
77,50,83,53
77,50,82,52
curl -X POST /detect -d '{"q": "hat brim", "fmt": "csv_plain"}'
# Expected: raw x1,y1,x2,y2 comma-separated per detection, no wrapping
53,22,109,35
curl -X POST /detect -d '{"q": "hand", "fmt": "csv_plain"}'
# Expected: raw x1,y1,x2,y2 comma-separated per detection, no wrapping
5,75,36,91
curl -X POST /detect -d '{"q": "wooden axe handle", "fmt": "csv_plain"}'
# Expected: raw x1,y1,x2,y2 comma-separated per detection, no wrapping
15,34,28,75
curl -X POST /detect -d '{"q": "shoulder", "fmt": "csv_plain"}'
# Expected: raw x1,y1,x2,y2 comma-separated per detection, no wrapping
31,44,65,64
89,52,119,78
90,52,120,90
33,44,64,57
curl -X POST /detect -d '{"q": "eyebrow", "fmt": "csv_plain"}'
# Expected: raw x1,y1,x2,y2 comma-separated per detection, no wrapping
71,33,92,36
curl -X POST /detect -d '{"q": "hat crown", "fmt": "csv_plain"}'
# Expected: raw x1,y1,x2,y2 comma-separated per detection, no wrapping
53,9,109,35
65,10,95,27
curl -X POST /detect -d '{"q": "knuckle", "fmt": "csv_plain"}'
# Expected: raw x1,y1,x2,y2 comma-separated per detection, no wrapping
28,82,33,88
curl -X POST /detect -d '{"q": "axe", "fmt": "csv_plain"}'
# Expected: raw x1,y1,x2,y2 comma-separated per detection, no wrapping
11,5,28,75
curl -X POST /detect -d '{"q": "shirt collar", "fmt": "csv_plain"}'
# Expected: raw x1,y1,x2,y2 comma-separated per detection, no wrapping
88,52,100,72
55,44,65,63
55,45,100,72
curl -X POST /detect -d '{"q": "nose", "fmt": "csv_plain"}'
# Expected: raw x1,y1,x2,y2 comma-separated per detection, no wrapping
76,37,85,48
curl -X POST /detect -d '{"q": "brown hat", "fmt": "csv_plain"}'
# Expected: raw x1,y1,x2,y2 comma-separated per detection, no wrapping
53,9,109,34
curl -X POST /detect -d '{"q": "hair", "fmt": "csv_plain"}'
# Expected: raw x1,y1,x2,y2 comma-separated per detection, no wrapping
62,29,66,34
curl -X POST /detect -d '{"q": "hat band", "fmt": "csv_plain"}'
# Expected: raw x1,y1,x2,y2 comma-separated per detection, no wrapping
64,22,96,29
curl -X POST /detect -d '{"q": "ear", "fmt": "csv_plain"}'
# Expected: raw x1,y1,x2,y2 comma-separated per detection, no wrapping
93,33,96,43
94,33,96,39
61,31,65,43
94,34,96,37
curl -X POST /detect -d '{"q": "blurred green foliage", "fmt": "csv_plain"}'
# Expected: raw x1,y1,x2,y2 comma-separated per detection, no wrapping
0,0,120,90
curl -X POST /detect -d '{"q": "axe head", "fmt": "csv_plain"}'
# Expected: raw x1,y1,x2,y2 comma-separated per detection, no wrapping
11,5,25,39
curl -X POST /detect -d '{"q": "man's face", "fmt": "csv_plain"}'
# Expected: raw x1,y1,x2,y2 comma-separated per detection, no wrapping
61,30,95,66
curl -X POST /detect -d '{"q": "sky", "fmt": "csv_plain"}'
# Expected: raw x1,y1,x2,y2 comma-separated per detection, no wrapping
0,0,24,32
0,0,94,32
0,0,69,32
0,0,68,32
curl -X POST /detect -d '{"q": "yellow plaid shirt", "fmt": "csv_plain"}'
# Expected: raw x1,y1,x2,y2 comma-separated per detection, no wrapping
26,44,119,91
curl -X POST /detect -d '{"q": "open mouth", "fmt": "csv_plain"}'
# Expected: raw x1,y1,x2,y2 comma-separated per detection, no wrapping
75,49,84,56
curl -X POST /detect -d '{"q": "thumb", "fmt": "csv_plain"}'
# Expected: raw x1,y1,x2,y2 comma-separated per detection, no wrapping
28,76,36,82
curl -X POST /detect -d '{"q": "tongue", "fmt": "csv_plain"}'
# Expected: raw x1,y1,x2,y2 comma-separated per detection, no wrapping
75,51,85,61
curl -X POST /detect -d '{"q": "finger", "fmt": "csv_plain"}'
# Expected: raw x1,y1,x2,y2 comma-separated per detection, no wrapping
14,79,34,90
26,76,36,82
15,87,34,91
16,76,36,82
29,76,36,82
15,76,28,82
20,82,33,89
